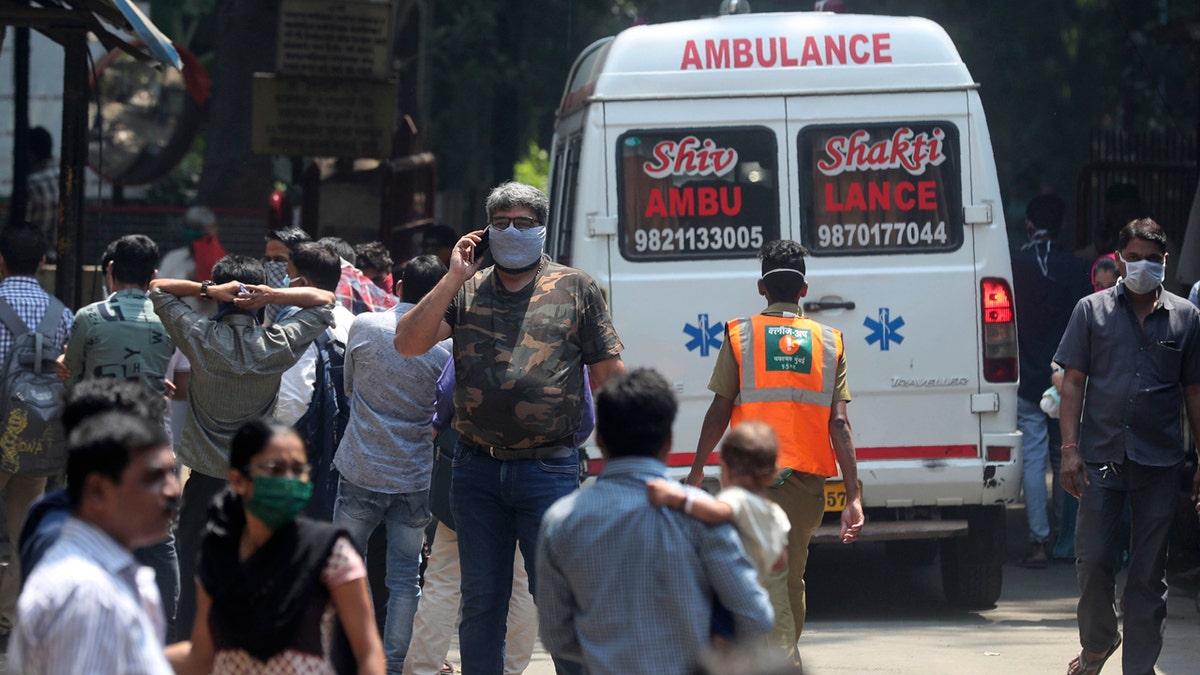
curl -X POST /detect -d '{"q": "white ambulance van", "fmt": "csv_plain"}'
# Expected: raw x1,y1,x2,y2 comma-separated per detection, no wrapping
547,11,1021,607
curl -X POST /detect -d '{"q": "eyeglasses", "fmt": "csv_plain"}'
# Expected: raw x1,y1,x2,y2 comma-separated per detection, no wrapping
488,216,542,231
244,460,310,478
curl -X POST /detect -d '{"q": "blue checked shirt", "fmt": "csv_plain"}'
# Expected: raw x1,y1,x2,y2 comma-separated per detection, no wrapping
536,456,772,674
0,276,73,366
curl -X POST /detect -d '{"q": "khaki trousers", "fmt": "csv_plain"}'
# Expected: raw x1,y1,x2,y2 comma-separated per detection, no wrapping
766,470,826,653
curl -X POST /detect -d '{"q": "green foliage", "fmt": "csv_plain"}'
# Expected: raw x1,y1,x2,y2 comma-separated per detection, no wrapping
514,141,550,191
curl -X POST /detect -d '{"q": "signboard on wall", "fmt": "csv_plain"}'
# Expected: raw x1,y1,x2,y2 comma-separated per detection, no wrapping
276,0,392,79
251,74,396,158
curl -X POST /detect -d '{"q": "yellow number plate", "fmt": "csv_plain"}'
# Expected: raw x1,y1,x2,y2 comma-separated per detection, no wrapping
824,480,859,512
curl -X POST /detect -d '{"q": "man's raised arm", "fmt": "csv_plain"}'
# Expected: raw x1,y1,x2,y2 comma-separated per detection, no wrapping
395,230,485,355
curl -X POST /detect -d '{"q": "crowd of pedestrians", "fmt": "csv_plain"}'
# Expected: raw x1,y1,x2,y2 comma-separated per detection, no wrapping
0,182,801,675
2,178,1197,675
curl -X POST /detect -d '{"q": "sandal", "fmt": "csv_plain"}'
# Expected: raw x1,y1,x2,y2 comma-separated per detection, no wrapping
440,661,455,673
1066,634,1120,675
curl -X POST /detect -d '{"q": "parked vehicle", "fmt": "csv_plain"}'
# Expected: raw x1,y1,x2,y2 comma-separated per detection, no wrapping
547,10,1020,608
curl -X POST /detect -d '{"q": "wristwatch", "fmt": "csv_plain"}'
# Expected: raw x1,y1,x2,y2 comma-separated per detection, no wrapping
200,280,212,299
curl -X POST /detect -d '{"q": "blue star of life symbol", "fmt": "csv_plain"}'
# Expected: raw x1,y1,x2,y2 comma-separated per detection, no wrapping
864,307,905,351
683,313,724,357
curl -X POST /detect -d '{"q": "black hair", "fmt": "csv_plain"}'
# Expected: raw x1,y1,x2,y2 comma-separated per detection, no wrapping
317,237,355,264
102,234,159,287
290,242,342,292
230,418,298,473
1094,257,1119,274
0,225,47,276
422,225,459,248
720,421,779,483
212,254,266,286
355,241,394,273
400,254,447,303
595,368,677,458
67,411,169,510
266,227,312,253
62,379,166,436
1117,218,1168,253
1026,195,1065,237
29,127,52,161
759,240,808,302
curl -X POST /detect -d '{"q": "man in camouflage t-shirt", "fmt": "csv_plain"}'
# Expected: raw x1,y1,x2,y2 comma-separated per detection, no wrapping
396,182,624,675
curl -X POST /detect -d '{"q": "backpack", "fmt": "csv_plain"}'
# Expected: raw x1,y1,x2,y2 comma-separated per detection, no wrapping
295,331,349,520
0,296,67,476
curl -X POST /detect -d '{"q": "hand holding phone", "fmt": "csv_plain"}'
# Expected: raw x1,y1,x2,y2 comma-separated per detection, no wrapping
473,228,490,262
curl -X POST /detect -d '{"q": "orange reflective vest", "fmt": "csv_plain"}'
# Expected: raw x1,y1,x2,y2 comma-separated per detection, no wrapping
728,313,842,477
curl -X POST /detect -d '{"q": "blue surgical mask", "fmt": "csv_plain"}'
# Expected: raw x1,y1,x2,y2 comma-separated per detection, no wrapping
1119,254,1165,294
489,225,546,271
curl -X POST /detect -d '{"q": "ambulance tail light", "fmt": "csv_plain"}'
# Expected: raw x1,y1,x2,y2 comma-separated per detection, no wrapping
980,278,1017,382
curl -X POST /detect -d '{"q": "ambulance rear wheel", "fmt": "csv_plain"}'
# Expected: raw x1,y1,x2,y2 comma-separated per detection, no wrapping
939,504,1005,608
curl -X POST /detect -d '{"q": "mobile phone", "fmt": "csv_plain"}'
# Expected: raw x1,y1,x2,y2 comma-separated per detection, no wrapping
473,227,490,261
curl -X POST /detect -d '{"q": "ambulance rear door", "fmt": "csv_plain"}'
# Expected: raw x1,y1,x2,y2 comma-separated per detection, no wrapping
785,90,991,507
601,96,789,473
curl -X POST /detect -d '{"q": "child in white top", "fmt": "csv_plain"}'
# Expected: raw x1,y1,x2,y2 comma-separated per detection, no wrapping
647,420,790,581
647,421,791,647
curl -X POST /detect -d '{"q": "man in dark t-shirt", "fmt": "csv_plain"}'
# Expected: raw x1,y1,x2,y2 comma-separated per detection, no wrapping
1010,195,1091,567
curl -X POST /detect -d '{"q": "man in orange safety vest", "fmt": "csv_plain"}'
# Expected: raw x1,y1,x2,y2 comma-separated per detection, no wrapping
686,239,864,658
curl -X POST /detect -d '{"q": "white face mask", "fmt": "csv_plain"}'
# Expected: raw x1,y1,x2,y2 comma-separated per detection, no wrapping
490,225,546,270
1119,254,1166,294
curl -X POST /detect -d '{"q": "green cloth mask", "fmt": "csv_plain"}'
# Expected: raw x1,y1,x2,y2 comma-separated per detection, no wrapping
245,476,312,530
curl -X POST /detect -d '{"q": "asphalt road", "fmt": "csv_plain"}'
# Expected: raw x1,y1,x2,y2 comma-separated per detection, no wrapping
483,504,1200,675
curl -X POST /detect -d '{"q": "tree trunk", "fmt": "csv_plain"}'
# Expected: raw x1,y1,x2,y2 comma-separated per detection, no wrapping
195,0,278,209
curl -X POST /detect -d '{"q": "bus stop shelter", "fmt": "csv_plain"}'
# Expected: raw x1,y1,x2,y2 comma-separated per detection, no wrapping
3,0,180,306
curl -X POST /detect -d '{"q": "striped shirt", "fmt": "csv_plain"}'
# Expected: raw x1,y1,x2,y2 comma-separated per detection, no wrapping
11,518,171,675
536,457,772,674
151,289,334,478
0,276,74,367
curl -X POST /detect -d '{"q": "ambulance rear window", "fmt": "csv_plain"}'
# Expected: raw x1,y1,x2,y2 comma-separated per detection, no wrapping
798,122,963,256
616,127,780,261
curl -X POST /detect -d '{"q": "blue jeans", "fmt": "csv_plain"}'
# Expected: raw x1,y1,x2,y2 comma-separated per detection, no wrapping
1017,397,1051,543
450,440,580,675
334,478,430,674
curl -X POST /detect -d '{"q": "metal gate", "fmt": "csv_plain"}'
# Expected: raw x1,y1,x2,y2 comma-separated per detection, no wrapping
1074,130,1197,260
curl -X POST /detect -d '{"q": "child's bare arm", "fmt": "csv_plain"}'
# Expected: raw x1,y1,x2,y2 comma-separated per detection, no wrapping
646,478,733,525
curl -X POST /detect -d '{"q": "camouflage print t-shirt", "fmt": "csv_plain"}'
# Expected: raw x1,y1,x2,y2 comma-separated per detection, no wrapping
446,257,622,448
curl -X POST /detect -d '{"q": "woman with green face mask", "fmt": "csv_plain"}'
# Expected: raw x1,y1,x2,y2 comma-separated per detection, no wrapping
166,420,385,674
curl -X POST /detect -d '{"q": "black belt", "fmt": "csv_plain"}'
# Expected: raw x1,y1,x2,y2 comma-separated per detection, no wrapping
462,437,575,461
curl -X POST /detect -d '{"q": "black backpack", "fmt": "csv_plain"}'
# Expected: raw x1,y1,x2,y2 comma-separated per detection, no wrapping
295,331,349,520
0,296,67,476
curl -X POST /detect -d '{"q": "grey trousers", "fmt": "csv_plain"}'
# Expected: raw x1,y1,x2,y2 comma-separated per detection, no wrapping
1075,459,1177,675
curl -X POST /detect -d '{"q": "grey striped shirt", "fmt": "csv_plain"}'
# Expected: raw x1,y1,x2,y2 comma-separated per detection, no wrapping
151,289,334,477
12,518,171,674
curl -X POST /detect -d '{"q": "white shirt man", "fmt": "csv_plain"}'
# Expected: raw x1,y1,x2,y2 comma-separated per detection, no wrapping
11,412,181,674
